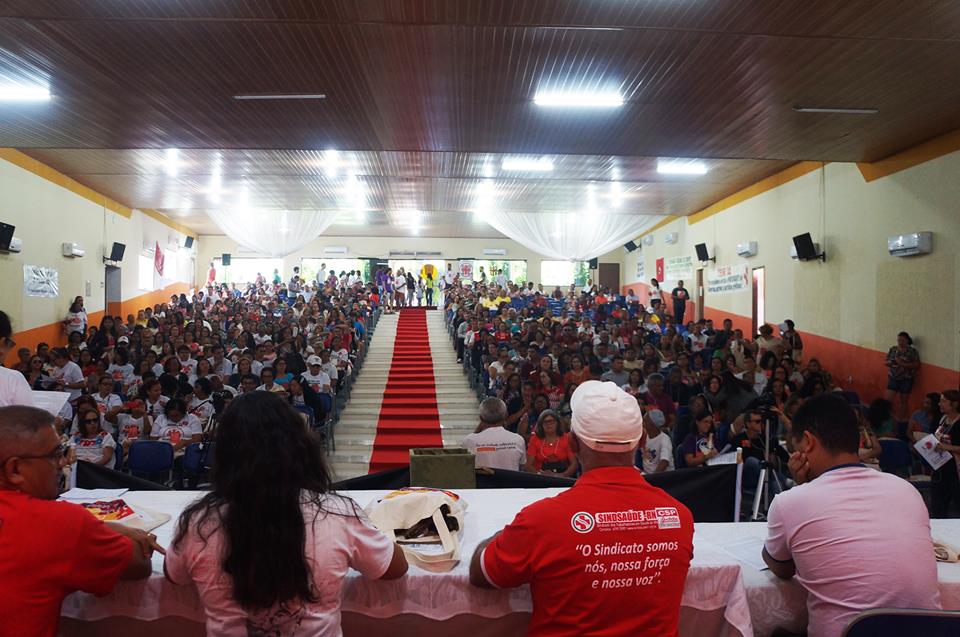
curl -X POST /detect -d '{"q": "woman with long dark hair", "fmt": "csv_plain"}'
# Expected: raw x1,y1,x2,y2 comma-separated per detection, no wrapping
165,392,407,634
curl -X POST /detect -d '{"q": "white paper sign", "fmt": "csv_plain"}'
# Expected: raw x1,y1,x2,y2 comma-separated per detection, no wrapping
915,434,953,471
707,264,751,295
635,260,645,281
664,256,694,281
24,265,60,298
458,260,474,281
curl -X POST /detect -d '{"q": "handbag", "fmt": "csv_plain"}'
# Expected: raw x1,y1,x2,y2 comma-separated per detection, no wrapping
364,487,467,572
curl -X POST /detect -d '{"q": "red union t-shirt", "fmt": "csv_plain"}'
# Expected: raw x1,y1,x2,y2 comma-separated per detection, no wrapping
0,490,133,637
482,466,694,637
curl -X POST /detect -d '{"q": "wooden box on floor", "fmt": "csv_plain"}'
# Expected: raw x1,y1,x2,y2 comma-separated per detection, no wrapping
409,448,476,489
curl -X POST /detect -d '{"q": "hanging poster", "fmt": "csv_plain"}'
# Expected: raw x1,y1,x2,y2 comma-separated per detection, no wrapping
706,264,751,295
23,265,59,298
635,260,645,281
458,260,474,281
664,255,694,281
655,258,664,282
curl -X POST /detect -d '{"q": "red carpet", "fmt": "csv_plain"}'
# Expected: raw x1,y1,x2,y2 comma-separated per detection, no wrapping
368,308,443,472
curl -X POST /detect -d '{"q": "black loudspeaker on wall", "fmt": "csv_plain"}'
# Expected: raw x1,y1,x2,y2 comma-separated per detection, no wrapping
694,243,710,262
623,241,638,253
109,242,126,262
184,236,194,249
221,253,232,266
588,258,599,269
792,233,819,261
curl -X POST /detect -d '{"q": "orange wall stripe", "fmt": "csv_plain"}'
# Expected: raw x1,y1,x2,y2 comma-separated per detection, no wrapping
856,128,960,182
686,161,824,226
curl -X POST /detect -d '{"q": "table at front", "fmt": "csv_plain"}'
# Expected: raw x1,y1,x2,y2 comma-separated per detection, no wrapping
59,490,960,637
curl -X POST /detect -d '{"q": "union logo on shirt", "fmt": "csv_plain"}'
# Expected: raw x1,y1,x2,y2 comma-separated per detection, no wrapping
571,511,596,534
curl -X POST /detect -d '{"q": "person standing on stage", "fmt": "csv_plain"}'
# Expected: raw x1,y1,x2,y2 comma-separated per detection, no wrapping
470,381,693,636
671,280,689,326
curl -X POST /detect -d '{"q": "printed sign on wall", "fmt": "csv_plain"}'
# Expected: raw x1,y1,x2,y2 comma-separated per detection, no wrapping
655,258,664,282
664,256,694,281
635,260,645,281
458,260,474,281
707,264,750,295
23,265,59,298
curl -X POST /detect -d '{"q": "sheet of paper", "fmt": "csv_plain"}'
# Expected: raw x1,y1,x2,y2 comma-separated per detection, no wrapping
32,390,71,416
60,488,129,501
707,451,739,466
719,535,770,571
914,434,953,471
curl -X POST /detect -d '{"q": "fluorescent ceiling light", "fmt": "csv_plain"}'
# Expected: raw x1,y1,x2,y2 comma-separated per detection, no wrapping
657,159,708,175
0,84,50,102
534,91,624,108
163,148,180,177
322,149,339,178
233,93,326,100
501,156,554,172
793,106,878,114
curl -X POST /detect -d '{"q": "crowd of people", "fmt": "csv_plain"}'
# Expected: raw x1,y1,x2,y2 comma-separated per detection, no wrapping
443,275,960,515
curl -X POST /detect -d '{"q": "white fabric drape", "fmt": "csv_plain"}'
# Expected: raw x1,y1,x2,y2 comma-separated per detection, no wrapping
206,210,340,257
482,211,660,261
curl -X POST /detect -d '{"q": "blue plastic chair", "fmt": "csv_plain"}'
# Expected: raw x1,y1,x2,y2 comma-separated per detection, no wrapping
182,442,214,476
842,609,960,637
127,440,174,483
878,438,912,475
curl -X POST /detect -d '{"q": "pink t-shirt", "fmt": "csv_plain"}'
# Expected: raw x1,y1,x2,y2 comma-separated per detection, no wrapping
765,465,940,637
164,493,394,636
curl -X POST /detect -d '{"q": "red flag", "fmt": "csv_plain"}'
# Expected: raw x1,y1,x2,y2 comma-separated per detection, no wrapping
655,257,664,282
154,241,164,276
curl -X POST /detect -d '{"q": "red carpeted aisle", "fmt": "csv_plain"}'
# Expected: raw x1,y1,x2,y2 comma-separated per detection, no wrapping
368,308,443,473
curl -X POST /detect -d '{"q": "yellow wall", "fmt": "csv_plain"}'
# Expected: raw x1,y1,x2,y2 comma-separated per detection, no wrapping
196,235,625,289
621,153,960,397
0,156,198,339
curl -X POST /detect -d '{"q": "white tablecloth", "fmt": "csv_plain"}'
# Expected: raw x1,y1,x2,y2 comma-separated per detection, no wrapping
61,490,960,637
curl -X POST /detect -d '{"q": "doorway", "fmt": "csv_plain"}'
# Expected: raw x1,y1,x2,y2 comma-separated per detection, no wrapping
105,265,122,318
695,268,705,322
598,262,620,291
751,267,766,337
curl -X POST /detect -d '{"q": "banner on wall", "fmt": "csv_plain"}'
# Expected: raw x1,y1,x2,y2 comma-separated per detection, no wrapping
635,260,645,281
655,258,664,282
154,241,165,276
23,265,59,298
664,255,694,281
706,264,751,295
458,260,474,281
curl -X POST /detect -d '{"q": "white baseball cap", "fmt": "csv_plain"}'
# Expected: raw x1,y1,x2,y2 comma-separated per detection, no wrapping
647,409,666,429
307,355,322,365
570,380,644,452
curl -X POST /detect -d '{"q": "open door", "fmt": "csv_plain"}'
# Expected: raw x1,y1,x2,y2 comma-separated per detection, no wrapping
751,267,765,337
105,265,122,318
695,268,705,322
598,262,620,291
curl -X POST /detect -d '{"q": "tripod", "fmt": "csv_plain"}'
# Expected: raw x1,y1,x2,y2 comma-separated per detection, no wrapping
750,412,784,522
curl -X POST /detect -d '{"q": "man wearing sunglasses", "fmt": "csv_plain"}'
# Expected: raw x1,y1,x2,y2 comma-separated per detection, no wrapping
0,406,162,637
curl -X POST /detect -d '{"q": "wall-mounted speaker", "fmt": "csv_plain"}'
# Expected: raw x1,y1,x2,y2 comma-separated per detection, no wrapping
694,243,710,262
588,258,599,269
623,241,638,253
221,253,232,266
792,233,822,261
184,236,194,249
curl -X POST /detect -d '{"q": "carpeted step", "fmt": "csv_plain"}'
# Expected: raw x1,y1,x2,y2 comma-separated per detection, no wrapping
371,433,446,448
378,407,439,419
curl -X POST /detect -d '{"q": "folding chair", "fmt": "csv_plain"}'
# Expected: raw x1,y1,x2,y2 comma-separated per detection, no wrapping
842,609,960,637
127,441,174,485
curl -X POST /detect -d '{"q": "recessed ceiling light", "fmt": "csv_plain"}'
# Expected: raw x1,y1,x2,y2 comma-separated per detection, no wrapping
657,159,708,175
0,84,50,102
793,106,878,114
233,93,326,100
501,157,554,172
164,148,180,177
534,91,624,108
322,149,339,178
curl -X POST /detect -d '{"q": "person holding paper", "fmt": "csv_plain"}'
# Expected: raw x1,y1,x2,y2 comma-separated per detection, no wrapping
931,389,960,518
0,311,33,408
0,405,160,637
762,394,940,637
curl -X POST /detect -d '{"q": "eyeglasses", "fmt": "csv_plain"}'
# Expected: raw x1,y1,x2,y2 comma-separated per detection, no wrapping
81,417,100,425
7,443,69,465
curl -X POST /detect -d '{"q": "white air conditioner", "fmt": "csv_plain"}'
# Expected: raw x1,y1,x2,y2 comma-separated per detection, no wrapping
789,242,820,260
736,241,758,258
642,235,655,247
62,242,85,258
389,250,416,257
664,232,679,245
888,232,932,257
324,246,348,254
483,248,507,256
7,237,22,253
416,251,442,257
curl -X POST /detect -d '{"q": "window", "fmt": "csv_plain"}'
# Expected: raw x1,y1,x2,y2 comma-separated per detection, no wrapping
540,260,589,287
213,257,283,285
163,249,179,282
472,259,527,284
137,255,154,291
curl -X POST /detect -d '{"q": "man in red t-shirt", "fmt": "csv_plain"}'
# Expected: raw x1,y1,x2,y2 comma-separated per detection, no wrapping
470,381,693,637
0,406,161,637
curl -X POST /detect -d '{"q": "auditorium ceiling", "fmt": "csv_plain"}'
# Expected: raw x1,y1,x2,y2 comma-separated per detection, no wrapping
1,1,958,237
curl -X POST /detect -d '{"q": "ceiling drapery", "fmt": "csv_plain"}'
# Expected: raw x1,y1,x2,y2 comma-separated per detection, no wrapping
206,210,340,258
482,211,659,262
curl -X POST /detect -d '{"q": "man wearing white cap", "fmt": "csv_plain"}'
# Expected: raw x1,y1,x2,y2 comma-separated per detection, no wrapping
301,355,332,397
470,381,694,636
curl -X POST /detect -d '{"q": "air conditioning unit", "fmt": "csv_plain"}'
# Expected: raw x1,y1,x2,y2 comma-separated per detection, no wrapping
789,242,820,260
664,232,679,245
642,235,655,247
62,242,85,258
888,232,932,257
416,251,442,257
324,246,348,254
389,250,416,257
483,248,507,256
7,237,22,253
736,241,758,258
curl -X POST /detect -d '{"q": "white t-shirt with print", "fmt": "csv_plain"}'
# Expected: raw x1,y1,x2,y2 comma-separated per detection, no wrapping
640,433,674,474
188,396,215,422
69,432,116,464
301,370,332,395
92,392,123,418
462,427,526,470
116,414,147,446
153,414,203,445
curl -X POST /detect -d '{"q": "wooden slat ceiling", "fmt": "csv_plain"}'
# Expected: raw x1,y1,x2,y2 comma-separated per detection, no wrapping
0,1,958,237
